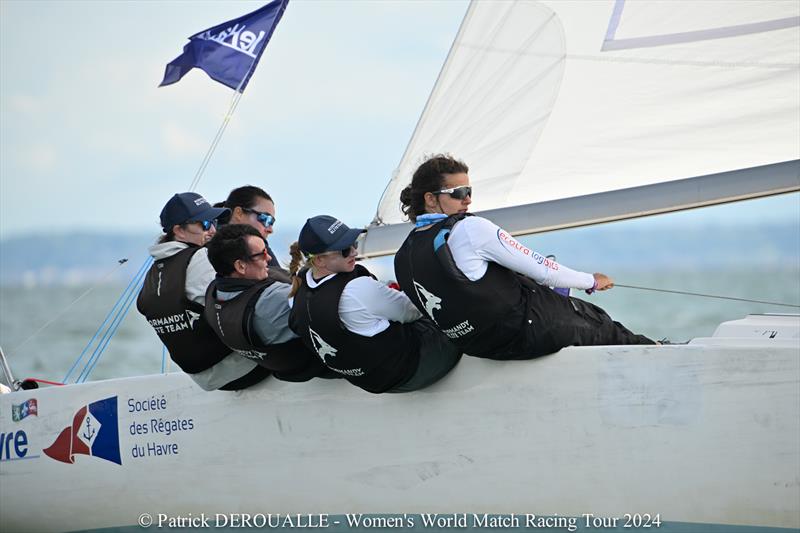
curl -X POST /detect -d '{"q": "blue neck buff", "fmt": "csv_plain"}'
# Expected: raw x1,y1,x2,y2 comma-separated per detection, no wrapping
415,213,448,227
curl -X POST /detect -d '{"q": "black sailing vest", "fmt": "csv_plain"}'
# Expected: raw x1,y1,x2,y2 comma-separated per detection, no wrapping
288,264,420,393
204,278,326,381
136,246,232,374
394,214,528,359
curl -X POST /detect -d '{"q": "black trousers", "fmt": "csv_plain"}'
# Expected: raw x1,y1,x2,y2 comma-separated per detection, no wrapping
389,319,462,393
506,283,655,359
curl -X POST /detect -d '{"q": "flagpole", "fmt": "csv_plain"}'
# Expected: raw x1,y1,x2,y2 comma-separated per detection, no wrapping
187,50,262,192
188,92,240,191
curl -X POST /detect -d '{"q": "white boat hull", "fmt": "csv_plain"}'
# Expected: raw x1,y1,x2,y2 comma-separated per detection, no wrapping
1,316,798,532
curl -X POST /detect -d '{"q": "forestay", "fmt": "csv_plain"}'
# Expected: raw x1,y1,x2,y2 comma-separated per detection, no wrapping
363,0,800,256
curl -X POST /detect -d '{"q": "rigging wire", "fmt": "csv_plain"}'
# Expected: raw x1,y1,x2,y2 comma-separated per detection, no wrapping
71,81,252,381
69,72,255,380
615,283,800,309
63,257,152,383
9,258,133,360
76,258,152,383
14,38,262,384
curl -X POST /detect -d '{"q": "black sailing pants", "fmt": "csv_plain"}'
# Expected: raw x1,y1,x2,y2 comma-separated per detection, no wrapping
505,283,656,359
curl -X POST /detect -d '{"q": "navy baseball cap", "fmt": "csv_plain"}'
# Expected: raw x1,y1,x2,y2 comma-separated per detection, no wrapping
159,192,229,231
298,215,366,255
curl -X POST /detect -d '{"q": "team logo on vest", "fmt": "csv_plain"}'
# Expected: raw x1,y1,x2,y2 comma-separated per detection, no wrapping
236,349,267,361
308,328,337,363
185,310,201,329
147,311,196,334
413,281,442,323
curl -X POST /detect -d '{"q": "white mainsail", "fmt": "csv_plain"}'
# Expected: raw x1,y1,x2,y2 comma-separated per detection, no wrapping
364,0,800,256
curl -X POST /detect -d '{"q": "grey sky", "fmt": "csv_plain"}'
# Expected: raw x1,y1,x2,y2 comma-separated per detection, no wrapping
1,0,467,238
1,0,797,242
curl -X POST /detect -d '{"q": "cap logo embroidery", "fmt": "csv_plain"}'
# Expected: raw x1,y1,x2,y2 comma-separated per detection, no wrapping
327,220,342,234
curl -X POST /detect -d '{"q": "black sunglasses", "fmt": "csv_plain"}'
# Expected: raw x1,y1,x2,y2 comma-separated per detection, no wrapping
185,219,217,231
247,248,269,262
433,185,472,200
339,245,357,257
241,207,276,228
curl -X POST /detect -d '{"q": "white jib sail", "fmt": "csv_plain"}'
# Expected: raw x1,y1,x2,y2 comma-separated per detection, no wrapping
364,0,800,256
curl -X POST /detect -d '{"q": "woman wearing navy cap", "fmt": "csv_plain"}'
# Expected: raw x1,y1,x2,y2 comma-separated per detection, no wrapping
288,215,461,394
393,155,655,361
137,192,271,391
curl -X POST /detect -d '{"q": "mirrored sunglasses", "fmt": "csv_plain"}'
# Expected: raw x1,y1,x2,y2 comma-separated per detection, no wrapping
242,207,276,228
186,219,217,231
433,185,472,200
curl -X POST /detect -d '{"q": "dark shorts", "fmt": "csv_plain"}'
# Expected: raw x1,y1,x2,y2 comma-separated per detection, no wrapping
389,319,462,393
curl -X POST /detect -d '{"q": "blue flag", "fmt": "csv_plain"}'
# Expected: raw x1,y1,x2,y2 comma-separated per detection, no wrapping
159,0,289,92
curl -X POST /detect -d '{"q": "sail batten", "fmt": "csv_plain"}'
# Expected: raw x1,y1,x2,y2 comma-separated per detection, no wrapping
369,0,800,254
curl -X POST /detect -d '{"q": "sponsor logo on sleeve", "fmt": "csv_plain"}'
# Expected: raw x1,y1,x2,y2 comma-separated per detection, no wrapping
497,230,559,269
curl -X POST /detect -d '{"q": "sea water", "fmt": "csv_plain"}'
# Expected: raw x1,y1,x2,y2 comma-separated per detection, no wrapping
1,267,797,385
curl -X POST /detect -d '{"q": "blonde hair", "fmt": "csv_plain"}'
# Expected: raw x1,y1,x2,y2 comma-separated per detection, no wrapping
288,241,308,297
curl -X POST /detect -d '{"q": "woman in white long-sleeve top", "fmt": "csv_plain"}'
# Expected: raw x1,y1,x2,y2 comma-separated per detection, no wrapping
393,155,655,361
288,215,461,394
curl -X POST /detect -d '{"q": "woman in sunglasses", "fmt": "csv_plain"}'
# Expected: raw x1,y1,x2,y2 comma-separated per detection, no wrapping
394,155,654,362
137,192,271,392
287,215,461,394
217,185,289,282
204,224,332,383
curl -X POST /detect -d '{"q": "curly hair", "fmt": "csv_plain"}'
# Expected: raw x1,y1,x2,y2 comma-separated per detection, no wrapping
399,154,469,221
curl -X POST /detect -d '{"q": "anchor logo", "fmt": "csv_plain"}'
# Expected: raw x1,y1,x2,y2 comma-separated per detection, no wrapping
82,417,96,441
77,411,102,448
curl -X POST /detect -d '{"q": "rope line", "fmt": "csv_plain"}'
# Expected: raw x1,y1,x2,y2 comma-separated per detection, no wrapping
10,259,132,361
23,378,65,387
63,257,152,383
75,257,152,383
615,283,800,309
78,287,143,383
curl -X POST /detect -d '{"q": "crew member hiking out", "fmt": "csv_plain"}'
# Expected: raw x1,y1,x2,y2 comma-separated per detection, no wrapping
394,155,655,360
204,224,331,382
137,192,270,391
288,215,461,394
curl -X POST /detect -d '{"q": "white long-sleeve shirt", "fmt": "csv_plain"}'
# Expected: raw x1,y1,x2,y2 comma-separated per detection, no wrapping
299,269,422,337
440,216,595,290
